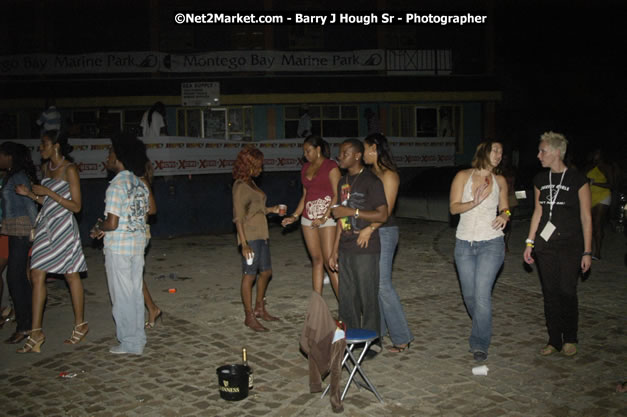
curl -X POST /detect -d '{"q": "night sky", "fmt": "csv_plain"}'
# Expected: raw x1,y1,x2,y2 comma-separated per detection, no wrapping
492,0,626,169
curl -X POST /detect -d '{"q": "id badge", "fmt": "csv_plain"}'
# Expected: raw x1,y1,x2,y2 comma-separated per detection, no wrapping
540,220,556,241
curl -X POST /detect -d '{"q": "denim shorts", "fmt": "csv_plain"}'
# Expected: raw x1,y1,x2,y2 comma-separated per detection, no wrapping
300,216,336,228
241,239,272,275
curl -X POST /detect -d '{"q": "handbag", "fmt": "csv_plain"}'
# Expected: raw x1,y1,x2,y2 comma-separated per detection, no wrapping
29,210,43,242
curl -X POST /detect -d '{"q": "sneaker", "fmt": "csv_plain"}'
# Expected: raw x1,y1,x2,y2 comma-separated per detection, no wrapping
323,273,330,285
109,345,142,355
473,351,488,362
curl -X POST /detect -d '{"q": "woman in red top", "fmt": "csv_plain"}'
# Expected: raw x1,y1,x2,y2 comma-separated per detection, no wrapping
282,136,341,296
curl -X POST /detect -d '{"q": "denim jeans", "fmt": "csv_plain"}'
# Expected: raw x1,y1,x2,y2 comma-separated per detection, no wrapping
454,237,504,353
378,226,413,346
105,249,146,354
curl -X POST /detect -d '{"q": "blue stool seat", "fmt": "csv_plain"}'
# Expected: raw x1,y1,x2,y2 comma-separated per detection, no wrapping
322,328,383,403
345,328,377,343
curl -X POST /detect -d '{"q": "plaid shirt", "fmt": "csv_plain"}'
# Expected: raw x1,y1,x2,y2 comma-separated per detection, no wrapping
103,170,149,255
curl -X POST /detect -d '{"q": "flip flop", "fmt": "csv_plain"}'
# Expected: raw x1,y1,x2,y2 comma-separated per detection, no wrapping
540,344,558,356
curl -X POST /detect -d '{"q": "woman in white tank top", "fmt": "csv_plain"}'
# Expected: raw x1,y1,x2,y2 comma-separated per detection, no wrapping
449,141,510,362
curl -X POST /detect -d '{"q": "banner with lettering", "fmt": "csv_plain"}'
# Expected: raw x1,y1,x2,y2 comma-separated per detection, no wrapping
13,137,454,179
0,49,455,75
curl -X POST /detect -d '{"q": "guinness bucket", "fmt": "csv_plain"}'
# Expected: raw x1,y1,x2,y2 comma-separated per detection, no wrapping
216,364,250,401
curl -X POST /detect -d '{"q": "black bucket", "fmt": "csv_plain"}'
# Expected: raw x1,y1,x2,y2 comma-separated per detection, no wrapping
216,364,250,401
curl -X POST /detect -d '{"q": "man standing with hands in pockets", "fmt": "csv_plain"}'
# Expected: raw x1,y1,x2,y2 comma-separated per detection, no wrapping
329,139,388,341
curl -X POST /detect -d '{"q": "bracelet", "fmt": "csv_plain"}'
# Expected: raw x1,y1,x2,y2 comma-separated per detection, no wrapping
582,251,592,257
354,208,360,218
291,214,299,219
525,239,534,244
501,209,511,217
526,243,534,248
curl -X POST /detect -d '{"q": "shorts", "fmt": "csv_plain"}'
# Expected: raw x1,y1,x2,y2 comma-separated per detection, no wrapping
301,216,337,228
241,239,272,275
0,235,7,259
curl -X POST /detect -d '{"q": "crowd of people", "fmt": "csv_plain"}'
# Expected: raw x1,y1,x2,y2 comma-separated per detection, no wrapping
0,129,614,366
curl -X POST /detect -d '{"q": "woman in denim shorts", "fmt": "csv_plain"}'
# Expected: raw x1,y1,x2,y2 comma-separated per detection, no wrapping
232,145,282,332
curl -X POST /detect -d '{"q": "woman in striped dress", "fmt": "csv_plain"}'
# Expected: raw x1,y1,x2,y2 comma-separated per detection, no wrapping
15,130,88,353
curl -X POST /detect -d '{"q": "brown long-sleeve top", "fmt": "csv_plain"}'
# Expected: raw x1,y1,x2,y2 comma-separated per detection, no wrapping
232,179,269,245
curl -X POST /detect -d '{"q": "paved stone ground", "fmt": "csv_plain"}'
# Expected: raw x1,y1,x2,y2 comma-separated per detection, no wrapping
0,218,625,416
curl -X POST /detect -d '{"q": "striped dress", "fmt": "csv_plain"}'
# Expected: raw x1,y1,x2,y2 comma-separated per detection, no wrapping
30,177,87,273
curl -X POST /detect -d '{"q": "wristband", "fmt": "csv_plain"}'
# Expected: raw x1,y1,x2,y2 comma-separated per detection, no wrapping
501,209,511,217
291,214,299,219
525,239,534,244
525,238,534,248
582,251,592,257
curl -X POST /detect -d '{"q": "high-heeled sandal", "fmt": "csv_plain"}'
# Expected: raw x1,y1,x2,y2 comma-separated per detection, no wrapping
388,342,411,353
16,329,45,353
145,310,163,329
64,322,89,344
0,306,14,329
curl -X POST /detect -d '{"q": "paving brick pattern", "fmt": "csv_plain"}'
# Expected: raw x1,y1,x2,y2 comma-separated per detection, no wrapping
0,219,625,416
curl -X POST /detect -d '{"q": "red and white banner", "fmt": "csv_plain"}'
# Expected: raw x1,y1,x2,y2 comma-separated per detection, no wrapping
13,136,454,179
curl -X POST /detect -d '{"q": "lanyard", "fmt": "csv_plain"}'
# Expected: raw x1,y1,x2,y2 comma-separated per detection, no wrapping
548,168,567,221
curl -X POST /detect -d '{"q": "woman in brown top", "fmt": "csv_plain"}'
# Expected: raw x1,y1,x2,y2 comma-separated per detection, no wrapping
232,145,282,332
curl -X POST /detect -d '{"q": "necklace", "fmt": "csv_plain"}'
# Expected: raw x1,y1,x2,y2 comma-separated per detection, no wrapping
49,157,65,171
344,167,364,201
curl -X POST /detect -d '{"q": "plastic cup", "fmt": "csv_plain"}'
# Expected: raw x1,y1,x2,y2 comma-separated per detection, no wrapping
472,365,489,376
278,204,287,216
246,252,255,265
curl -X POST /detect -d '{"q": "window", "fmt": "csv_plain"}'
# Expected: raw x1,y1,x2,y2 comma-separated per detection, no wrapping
389,104,463,151
123,110,145,137
284,105,358,139
72,110,99,137
176,107,252,140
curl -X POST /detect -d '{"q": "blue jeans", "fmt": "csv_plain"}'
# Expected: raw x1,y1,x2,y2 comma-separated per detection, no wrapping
454,237,504,353
105,249,146,354
378,227,413,346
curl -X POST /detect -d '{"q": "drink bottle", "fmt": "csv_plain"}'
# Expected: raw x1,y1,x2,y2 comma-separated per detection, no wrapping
242,347,254,390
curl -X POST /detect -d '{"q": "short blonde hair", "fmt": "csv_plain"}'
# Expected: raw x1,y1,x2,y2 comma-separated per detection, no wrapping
540,131,568,159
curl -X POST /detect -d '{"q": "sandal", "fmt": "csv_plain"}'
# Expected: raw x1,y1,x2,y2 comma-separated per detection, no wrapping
16,329,45,353
388,342,411,353
64,322,89,345
540,344,559,356
0,306,14,329
145,310,163,329
562,343,577,357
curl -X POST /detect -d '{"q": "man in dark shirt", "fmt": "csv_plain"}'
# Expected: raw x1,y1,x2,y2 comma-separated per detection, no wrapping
329,139,388,337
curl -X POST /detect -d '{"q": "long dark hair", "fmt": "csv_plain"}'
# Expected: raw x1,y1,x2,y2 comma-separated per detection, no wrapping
364,133,397,172
303,134,330,158
0,141,38,183
42,129,74,162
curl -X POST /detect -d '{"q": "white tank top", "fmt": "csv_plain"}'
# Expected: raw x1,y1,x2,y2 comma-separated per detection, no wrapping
455,171,504,242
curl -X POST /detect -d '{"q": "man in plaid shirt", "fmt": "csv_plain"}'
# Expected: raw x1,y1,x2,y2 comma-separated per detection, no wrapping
92,134,149,355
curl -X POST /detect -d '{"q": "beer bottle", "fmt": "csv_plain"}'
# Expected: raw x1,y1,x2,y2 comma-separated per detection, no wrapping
242,347,254,390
